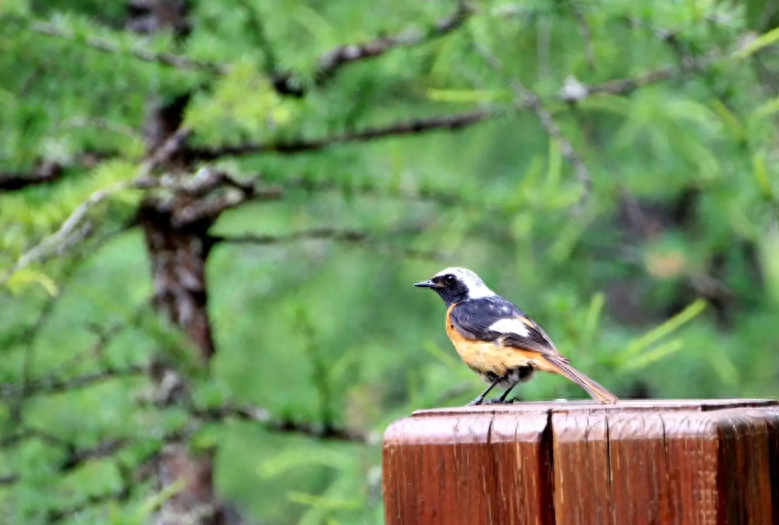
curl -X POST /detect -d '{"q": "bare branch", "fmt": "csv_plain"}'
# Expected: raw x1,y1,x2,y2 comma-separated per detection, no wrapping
165,169,284,227
561,51,721,102
476,43,592,209
188,108,499,160
210,228,373,245
0,161,65,192
198,404,379,444
314,2,473,85
211,225,448,261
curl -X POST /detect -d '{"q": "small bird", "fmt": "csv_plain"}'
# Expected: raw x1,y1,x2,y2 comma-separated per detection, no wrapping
414,267,618,405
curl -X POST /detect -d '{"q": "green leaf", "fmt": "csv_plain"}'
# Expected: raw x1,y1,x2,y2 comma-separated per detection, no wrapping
753,151,776,201
287,492,362,511
5,266,58,296
733,27,779,58
616,299,707,364
620,338,684,372
426,89,511,103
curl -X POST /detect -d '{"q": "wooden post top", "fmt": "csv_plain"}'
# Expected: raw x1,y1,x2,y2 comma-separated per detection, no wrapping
382,399,779,525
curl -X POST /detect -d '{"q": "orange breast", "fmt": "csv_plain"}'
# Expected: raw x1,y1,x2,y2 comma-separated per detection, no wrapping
445,303,539,377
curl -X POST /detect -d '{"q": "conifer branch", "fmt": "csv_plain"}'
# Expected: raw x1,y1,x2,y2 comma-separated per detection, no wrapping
188,108,499,160
210,228,373,245
46,488,132,524
0,364,147,399
0,129,189,290
313,2,473,86
476,43,593,209
197,404,378,444
211,226,447,261
27,18,228,74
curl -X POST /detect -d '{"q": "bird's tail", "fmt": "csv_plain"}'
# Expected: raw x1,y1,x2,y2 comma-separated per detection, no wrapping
544,355,618,404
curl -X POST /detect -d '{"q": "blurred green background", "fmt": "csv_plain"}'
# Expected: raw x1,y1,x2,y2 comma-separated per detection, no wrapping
2,0,779,523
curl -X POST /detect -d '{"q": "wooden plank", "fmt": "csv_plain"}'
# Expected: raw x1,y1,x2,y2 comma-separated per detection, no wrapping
764,408,779,525
605,412,670,525
488,412,553,525
551,411,612,524
381,399,779,525
382,410,551,525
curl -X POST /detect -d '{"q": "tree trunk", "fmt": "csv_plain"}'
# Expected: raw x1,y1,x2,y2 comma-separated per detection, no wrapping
139,204,222,525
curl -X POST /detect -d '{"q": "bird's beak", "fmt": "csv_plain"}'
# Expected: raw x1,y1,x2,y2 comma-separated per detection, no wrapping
414,279,440,289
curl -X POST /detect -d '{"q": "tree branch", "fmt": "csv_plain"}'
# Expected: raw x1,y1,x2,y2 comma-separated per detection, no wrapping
0,364,147,399
198,404,378,444
476,43,592,209
18,2,471,97
188,108,499,160
210,226,447,261
46,487,132,524
313,2,473,86
23,17,228,74
0,128,190,290
0,150,112,194
0,161,65,192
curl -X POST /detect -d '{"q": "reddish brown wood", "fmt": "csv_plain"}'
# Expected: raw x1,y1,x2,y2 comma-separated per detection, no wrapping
382,399,779,525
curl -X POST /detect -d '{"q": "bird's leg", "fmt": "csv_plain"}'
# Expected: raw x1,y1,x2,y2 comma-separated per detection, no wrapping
467,376,501,406
496,383,517,403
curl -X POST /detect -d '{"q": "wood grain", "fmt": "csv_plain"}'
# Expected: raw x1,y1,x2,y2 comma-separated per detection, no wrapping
382,399,779,525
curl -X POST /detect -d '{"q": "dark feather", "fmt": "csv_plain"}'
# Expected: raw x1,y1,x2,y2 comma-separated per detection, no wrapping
449,296,563,359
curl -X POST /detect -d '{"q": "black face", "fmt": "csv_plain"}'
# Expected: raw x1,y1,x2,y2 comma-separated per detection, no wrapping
414,273,469,306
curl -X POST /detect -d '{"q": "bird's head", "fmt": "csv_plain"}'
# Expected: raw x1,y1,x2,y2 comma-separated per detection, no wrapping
414,267,495,306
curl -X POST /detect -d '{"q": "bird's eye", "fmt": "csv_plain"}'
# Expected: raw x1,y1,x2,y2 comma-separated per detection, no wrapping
444,274,456,285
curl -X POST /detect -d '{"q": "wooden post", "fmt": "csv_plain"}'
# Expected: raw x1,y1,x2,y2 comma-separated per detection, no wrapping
382,399,779,525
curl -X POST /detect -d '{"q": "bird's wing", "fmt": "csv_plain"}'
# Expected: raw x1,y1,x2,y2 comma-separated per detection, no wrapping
450,297,567,361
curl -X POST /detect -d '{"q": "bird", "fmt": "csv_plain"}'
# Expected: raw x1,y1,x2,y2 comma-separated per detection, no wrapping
414,267,618,405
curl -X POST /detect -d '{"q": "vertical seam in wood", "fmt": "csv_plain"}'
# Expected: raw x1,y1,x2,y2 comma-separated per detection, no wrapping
546,409,557,525
485,416,496,524
605,416,613,525
660,414,671,525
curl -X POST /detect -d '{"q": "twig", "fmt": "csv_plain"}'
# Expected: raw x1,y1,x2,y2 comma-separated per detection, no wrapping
188,108,499,160
198,404,378,444
18,3,471,95
210,226,447,261
238,0,280,79
566,52,721,102
168,169,284,226
571,2,595,71
210,228,373,245
0,161,65,192
314,2,473,85
24,17,228,74
8,284,62,424
0,364,147,398
46,487,132,524
476,43,593,209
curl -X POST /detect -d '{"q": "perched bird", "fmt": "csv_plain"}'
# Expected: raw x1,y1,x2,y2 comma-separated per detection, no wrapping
414,267,618,405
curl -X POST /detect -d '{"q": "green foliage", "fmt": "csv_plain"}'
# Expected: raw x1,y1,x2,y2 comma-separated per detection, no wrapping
2,0,779,524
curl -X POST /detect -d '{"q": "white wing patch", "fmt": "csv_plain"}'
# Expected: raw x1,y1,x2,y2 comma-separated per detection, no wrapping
489,318,530,337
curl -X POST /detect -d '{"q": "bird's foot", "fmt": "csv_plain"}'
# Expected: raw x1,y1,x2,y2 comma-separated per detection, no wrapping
467,397,485,406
